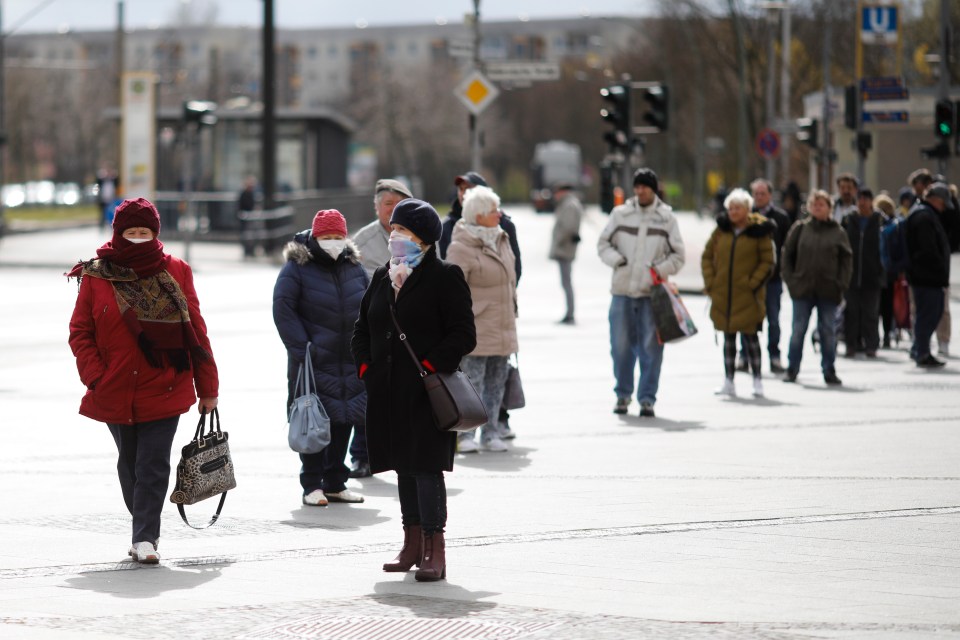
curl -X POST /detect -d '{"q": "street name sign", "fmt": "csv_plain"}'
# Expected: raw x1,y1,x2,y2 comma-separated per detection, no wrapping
485,61,560,82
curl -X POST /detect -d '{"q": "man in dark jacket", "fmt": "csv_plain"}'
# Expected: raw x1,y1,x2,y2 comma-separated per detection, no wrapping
439,171,522,284
905,183,952,368
737,178,792,373
841,189,885,358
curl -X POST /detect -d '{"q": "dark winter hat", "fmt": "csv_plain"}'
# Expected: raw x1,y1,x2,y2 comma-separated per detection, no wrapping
312,209,348,237
113,197,160,235
454,171,488,188
375,178,412,199
926,182,951,202
389,198,442,244
898,186,915,204
632,168,659,190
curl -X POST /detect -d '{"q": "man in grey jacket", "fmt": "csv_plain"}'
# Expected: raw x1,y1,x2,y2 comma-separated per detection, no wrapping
550,183,583,325
597,168,686,418
352,178,413,277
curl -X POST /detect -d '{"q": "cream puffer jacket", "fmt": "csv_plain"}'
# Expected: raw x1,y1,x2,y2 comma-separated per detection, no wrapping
597,196,686,297
446,221,518,356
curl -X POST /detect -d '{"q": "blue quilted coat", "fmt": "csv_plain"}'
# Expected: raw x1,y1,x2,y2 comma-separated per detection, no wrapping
273,230,369,426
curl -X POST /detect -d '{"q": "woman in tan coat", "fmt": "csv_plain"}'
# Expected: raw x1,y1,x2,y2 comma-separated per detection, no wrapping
446,185,518,453
701,188,776,398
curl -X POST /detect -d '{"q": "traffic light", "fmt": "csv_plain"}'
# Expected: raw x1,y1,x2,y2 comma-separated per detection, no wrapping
921,141,951,160
796,117,818,149
934,99,955,138
641,84,669,132
856,131,872,155
600,84,630,149
183,100,218,126
844,85,858,130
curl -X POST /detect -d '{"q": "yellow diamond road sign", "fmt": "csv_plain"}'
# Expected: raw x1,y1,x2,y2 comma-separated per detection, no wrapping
455,70,499,115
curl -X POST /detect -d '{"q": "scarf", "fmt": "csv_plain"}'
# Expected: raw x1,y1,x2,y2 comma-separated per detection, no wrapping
388,232,427,291
463,223,505,252
66,238,208,371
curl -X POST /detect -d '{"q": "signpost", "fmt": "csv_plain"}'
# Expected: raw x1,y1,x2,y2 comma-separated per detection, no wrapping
861,5,898,45
860,76,909,123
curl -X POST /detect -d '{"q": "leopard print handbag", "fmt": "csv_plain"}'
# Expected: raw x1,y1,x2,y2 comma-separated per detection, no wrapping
169,408,237,529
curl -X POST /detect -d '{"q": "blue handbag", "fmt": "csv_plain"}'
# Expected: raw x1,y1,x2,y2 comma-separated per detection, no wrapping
287,343,331,454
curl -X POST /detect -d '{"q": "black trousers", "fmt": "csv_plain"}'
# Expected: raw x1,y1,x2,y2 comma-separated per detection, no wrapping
299,421,351,494
879,283,894,342
844,287,881,354
107,415,180,545
397,472,447,534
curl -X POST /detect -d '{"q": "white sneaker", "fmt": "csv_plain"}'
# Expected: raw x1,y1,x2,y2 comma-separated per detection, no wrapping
752,378,765,398
130,541,160,564
939,343,949,357
480,435,508,452
458,436,478,453
497,421,516,440
302,489,328,506
324,489,364,503
714,379,736,397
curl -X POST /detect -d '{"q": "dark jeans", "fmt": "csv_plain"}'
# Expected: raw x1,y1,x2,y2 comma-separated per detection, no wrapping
740,278,782,362
557,258,574,319
788,296,838,375
844,287,881,354
349,425,368,464
300,421,351,494
397,472,447,534
911,285,945,360
107,415,180,545
879,283,894,342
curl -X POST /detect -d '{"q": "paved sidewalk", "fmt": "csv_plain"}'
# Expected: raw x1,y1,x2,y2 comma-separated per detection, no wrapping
0,207,958,639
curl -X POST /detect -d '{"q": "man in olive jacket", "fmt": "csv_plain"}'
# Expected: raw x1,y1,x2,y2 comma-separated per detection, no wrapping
781,190,853,385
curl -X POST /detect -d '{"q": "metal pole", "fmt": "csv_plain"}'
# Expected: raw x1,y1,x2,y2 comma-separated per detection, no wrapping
820,8,833,190
765,7,776,183
728,0,748,186
0,3,5,227
855,0,865,186
262,0,276,209
779,2,791,189
116,1,124,187
470,0,481,172
182,126,193,263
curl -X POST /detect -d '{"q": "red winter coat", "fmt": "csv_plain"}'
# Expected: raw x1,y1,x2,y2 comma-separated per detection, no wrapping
68,256,219,424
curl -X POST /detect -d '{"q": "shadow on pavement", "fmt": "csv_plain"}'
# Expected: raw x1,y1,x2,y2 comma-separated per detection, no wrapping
350,477,464,499
283,505,392,531
718,396,797,407
64,562,230,598
368,587,499,616
617,416,706,432
452,446,533,472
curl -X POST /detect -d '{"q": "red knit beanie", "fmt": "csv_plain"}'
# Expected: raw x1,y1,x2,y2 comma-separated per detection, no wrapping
113,197,161,235
312,209,347,237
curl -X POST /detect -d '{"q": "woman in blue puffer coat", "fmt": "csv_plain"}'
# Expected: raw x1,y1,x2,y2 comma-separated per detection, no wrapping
273,209,369,506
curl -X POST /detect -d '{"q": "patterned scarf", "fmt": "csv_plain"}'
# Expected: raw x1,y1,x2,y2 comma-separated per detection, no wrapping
66,238,208,371
463,223,505,251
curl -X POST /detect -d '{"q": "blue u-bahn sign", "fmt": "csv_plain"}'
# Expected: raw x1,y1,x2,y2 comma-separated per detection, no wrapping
862,5,898,45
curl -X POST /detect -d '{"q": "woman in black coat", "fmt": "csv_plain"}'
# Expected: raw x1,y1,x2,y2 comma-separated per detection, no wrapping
352,198,476,582
274,210,369,507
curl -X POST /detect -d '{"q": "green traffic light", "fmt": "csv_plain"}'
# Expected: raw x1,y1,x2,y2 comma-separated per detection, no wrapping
939,122,953,137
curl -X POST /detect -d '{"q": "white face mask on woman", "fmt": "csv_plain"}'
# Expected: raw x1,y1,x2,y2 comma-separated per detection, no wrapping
317,238,346,259
126,237,151,244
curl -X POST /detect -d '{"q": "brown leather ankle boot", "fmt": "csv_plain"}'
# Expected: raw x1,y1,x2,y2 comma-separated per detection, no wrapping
414,531,446,581
382,525,422,572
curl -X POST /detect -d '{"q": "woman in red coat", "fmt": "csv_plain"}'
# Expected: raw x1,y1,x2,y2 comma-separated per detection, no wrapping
67,198,219,564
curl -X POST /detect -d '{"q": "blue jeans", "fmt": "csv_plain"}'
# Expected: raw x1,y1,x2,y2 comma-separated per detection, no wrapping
609,295,663,405
788,296,838,374
911,285,945,360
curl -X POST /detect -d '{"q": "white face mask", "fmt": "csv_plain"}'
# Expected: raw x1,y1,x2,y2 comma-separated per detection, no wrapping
317,238,346,259
126,237,151,244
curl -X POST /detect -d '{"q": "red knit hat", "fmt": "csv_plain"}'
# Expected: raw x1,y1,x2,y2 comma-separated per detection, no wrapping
312,209,347,237
113,197,161,235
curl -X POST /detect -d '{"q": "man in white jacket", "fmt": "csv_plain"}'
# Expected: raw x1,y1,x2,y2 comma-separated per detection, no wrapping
597,168,686,418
